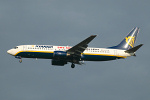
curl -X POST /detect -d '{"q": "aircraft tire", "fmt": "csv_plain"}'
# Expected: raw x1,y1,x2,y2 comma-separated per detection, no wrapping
71,63,75,68
19,59,22,63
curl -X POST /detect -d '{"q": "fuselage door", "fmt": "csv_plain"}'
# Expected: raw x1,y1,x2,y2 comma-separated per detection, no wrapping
114,50,117,56
23,45,27,51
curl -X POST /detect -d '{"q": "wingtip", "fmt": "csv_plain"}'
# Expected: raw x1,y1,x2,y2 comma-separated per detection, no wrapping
139,44,144,47
91,35,97,37
134,27,140,30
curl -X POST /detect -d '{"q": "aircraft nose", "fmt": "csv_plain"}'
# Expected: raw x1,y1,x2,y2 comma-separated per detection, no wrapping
7,49,12,55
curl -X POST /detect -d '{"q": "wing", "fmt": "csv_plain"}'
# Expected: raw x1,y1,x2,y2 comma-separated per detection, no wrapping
67,35,97,57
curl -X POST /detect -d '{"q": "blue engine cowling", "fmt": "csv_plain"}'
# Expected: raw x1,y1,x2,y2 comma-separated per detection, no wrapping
53,51,68,59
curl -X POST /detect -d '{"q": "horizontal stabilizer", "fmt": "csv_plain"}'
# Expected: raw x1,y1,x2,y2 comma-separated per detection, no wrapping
125,44,143,53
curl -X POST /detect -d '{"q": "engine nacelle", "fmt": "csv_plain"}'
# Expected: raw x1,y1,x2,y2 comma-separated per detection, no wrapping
53,51,69,59
51,59,67,66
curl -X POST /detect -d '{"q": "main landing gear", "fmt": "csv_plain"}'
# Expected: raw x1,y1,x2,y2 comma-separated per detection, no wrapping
19,59,22,63
71,63,75,68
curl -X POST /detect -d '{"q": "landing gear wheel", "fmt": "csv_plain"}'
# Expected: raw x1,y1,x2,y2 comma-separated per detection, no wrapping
19,59,22,63
71,63,75,68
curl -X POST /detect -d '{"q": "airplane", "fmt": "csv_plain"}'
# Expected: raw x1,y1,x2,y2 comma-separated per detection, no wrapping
7,27,143,68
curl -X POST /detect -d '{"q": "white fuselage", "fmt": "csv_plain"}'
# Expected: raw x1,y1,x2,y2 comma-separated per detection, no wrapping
7,45,132,61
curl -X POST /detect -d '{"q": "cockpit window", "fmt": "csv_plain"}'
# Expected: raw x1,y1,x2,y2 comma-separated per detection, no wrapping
13,47,18,49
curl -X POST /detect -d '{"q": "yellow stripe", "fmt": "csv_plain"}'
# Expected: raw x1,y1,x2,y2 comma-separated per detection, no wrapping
83,53,127,58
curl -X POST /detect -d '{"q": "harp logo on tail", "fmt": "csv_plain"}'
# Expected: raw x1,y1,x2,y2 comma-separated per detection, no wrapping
125,36,135,48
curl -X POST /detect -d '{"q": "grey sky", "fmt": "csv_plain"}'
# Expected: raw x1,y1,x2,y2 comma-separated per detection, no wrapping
0,0,150,100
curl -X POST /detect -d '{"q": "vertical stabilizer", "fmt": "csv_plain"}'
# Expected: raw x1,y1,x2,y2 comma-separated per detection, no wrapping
110,27,140,50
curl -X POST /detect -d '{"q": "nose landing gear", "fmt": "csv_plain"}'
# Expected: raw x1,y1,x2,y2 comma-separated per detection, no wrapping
15,56,22,63
19,59,22,63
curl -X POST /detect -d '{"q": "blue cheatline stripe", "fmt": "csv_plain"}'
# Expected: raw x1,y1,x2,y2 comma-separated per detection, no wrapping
82,54,125,61
15,51,54,59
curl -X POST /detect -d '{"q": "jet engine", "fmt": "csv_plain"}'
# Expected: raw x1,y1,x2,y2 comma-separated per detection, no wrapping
51,59,67,66
53,51,70,59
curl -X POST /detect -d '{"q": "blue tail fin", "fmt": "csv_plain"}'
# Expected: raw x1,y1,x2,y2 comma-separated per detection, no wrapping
109,27,140,50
